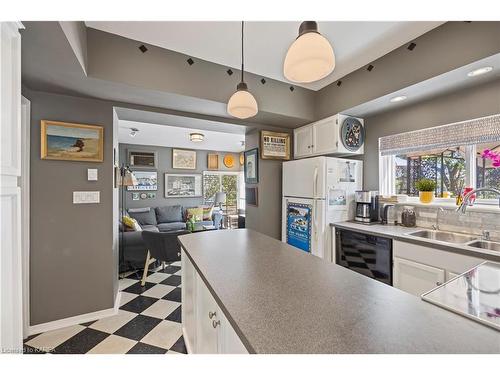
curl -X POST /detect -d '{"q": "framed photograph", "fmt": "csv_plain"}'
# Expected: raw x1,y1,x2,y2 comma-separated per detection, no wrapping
172,148,197,169
128,149,157,169
41,120,103,162
127,171,158,191
207,154,219,170
244,148,259,184
165,173,202,198
260,131,291,160
245,187,258,207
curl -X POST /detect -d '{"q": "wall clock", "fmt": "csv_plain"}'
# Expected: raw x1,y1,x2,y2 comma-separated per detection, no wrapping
340,117,365,152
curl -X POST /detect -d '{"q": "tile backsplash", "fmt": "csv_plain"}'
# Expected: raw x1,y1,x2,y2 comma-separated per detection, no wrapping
392,204,500,241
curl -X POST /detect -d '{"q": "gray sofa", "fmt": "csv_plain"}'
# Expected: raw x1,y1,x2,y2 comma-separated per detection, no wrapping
119,205,222,271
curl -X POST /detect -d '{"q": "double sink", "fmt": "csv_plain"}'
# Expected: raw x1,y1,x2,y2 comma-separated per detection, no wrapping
408,229,500,252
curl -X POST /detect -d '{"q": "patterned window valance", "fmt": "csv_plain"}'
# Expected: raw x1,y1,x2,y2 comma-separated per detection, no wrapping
379,113,500,156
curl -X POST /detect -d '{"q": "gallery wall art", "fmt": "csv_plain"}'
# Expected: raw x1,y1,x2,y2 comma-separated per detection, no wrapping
41,120,104,162
165,173,202,198
172,148,197,169
127,171,158,191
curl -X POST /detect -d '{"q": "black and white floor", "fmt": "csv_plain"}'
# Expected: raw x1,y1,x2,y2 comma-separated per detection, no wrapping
23,261,187,354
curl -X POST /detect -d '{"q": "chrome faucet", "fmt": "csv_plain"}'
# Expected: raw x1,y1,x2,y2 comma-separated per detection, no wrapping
457,187,500,214
432,207,445,231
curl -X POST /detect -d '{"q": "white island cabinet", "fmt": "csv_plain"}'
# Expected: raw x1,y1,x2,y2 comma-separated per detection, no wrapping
181,249,248,354
393,240,484,297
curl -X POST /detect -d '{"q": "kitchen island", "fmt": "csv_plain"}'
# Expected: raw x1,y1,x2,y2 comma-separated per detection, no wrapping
178,229,500,354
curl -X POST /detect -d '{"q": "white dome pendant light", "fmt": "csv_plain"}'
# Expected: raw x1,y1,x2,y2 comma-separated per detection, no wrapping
284,21,335,83
227,21,258,119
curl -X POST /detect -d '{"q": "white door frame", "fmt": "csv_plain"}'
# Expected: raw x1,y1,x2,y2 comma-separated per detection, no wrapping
21,96,30,339
0,21,24,352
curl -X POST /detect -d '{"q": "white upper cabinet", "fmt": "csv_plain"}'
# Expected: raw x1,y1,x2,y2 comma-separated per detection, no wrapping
293,114,364,159
294,124,314,158
312,116,338,155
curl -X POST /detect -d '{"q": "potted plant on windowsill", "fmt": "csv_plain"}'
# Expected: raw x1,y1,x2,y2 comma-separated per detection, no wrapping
415,178,436,204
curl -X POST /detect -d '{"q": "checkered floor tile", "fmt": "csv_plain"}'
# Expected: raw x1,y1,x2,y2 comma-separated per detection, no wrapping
23,261,187,354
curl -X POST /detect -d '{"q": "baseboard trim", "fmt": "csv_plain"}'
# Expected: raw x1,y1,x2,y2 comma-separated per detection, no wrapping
28,291,122,336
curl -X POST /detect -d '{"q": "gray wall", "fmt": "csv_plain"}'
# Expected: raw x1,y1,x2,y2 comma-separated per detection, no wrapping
25,89,116,325
363,78,500,190
244,130,290,240
315,22,500,119
119,143,241,210
87,27,316,127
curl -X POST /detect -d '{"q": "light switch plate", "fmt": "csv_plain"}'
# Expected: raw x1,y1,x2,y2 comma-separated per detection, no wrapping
87,168,98,181
73,191,100,204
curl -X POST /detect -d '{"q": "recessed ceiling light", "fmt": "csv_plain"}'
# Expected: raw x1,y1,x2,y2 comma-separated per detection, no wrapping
189,133,204,142
390,95,407,103
467,66,493,77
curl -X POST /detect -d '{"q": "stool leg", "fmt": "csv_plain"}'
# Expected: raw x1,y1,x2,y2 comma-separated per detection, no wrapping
141,250,151,287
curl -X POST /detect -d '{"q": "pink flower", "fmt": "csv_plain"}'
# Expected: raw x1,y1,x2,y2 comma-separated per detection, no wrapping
481,148,500,169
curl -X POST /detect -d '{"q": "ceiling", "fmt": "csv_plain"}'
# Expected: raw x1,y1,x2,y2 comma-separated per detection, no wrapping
85,21,443,91
119,120,245,152
346,53,500,117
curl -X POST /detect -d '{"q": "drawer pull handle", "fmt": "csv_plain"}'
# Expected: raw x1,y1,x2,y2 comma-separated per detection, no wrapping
212,319,220,328
208,311,216,319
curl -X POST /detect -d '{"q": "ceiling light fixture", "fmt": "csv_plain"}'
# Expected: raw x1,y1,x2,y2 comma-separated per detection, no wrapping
189,133,205,142
390,95,407,103
284,21,335,83
227,21,258,119
467,66,493,77
129,128,139,137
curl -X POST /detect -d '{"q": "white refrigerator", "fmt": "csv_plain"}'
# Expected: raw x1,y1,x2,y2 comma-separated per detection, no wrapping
282,156,363,261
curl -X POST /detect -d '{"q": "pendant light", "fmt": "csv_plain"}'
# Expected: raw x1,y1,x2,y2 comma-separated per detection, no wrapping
227,21,258,119
284,21,335,83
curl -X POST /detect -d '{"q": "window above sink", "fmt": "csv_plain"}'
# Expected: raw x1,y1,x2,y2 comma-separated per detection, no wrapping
379,113,500,205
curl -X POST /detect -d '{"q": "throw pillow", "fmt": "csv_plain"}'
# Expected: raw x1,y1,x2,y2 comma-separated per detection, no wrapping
128,208,157,226
202,206,213,221
156,205,182,223
186,207,203,222
122,216,142,231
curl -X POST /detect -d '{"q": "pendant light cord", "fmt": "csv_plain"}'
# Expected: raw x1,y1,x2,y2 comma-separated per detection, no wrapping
241,20,244,83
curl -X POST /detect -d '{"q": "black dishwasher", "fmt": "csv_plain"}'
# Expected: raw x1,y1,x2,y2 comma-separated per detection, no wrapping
335,228,393,285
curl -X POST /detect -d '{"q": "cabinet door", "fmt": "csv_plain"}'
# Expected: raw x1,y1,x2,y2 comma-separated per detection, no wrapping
393,257,445,296
218,308,248,354
195,276,219,353
294,125,313,158
181,250,196,353
312,117,337,155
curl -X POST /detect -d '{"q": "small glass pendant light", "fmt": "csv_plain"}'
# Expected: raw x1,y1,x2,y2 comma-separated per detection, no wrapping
284,21,335,83
227,21,258,119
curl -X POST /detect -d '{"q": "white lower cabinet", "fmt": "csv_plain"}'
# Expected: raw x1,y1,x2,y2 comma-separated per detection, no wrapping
393,240,483,297
393,257,445,296
182,249,248,354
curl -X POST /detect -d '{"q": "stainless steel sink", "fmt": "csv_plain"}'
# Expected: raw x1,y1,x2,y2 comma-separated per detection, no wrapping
467,240,500,252
407,230,477,244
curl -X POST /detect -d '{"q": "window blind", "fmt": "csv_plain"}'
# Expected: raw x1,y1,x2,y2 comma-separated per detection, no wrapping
379,113,500,156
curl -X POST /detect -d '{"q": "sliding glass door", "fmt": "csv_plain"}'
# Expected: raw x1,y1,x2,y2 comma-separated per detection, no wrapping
202,171,244,214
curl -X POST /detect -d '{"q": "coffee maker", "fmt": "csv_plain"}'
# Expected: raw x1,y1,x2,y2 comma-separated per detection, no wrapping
354,191,379,224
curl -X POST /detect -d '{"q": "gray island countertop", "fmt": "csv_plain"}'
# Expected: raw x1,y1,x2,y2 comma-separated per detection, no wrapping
178,229,500,354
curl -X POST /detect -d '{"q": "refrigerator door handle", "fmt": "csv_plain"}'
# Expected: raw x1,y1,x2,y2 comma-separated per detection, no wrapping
313,199,318,245
313,166,318,198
